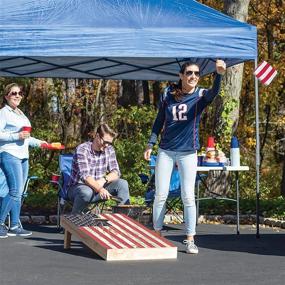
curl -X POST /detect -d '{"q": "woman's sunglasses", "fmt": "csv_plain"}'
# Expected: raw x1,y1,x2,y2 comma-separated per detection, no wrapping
9,91,24,96
185,70,200,77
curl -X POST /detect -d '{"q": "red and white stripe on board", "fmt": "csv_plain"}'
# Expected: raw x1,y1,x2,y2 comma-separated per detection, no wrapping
254,61,277,85
79,213,176,250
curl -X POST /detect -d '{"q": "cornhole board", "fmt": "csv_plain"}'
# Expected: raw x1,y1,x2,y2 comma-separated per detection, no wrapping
61,213,177,261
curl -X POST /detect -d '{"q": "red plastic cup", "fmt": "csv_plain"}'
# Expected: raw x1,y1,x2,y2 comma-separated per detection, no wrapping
207,136,215,148
51,174,60,183
22,126,32,133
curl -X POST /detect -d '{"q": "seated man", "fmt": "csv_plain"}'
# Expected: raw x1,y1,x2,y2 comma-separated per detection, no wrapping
68,123,130,214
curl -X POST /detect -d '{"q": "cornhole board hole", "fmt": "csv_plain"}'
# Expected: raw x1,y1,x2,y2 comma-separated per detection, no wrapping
61,213,177,261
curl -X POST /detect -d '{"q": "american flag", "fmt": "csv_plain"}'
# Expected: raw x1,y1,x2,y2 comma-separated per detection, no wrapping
254,61,278,85
61,213,177,260
81,213,175,249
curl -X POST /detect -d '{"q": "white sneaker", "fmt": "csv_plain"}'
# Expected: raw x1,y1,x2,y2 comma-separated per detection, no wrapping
183,240,199,254
0,224,8,238
7,226,32,237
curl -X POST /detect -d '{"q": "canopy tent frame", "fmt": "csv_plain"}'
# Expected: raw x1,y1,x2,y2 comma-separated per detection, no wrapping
0,56,189,78
0,0,261,237
0,56,249,80
254,59,261,238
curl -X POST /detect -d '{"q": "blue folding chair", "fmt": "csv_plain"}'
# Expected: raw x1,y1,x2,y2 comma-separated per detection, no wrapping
50,153,73,229
144,155,183,223
51,153,112,229
143,155,207,224
17,175,38,227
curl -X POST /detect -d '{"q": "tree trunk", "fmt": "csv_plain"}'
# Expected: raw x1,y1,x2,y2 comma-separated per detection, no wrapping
223,0,250,22
60,79,77,145
152,81,161,107
221,0,250,135
118,80,137,107
281,155,285,197
215,63,244,136
143,81,150,105
117,80,123,105
135,80,144,106
79,80,100,140
118,80,150,106
98,79,109,123
206,0,250,196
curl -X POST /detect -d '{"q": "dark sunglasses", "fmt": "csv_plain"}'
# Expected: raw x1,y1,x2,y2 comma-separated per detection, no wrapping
185,70,200,77
99,134,113,146
9,91,24,96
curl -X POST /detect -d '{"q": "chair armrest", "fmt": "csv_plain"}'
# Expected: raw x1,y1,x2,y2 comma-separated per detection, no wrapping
22,176,39,198
28,176,38,180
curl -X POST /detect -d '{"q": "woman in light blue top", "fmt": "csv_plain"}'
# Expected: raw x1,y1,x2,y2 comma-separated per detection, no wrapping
0,83,46,238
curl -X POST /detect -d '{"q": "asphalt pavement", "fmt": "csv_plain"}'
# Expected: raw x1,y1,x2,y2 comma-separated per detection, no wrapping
0,223,284,285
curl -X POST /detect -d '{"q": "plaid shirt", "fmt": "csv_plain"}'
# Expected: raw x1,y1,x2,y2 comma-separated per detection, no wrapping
69,141,120,186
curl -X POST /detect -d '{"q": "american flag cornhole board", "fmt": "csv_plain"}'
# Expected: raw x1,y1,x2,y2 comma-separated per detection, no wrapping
61,213,177,261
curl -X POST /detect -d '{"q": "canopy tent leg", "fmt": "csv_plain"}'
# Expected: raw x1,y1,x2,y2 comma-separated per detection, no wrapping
254,58,260,238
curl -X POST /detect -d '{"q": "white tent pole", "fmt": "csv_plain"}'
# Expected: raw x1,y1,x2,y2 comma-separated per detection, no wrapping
254,58,260,238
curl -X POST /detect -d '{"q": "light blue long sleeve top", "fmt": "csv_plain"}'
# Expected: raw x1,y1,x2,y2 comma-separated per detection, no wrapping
0,105,43,159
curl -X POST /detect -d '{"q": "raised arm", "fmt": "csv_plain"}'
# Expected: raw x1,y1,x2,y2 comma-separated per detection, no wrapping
201,60,227,104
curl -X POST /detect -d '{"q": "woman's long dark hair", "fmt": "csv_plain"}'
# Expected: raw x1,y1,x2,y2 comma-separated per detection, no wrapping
170,62,200,102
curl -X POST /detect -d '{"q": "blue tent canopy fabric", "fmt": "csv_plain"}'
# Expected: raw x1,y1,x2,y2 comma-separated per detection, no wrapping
0,0,261,237
0,0,257,80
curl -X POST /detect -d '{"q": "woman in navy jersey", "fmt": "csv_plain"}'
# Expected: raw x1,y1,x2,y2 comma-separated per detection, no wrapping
144,59,226,254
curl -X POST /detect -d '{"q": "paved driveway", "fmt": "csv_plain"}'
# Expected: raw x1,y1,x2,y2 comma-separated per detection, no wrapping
0,223,284,285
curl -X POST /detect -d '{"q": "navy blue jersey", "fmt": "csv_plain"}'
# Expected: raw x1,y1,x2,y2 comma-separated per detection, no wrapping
148,74,222,152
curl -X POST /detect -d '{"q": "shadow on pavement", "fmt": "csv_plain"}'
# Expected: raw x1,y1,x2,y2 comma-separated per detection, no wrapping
34,242,103,260
166,233,285,257
23,224,103,260
22,223,285,258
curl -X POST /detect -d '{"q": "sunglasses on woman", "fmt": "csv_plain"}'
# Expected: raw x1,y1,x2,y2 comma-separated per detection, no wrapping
185,70,200,77
9,91,24,96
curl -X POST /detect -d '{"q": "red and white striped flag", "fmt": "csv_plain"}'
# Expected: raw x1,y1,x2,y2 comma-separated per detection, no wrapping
80,213,175,250
254,61,278,85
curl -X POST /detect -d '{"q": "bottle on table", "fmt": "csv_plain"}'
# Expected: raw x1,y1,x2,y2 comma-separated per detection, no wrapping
230,136,240,166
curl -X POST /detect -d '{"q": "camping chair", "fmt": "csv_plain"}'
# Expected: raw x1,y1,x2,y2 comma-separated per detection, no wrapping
142,155,206,224
17,175,38,228
50,153,110,230
50,153,73,229
143,155,183,223
50,154,89,229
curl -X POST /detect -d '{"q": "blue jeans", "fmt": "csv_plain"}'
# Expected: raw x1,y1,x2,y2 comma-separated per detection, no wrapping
153,148,197,236
68,178,130,214
0,152,29,227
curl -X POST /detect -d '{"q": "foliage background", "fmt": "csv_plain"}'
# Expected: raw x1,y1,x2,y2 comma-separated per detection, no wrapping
0,0,284,216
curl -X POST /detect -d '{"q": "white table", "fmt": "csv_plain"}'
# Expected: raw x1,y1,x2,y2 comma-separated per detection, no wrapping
197,166,249,172
196,165,249,234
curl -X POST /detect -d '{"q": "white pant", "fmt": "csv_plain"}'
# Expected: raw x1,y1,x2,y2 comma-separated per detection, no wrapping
153,148,197,236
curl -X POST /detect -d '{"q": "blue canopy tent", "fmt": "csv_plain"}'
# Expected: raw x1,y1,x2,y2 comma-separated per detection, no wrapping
0,0,261,236
0,0,257,79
